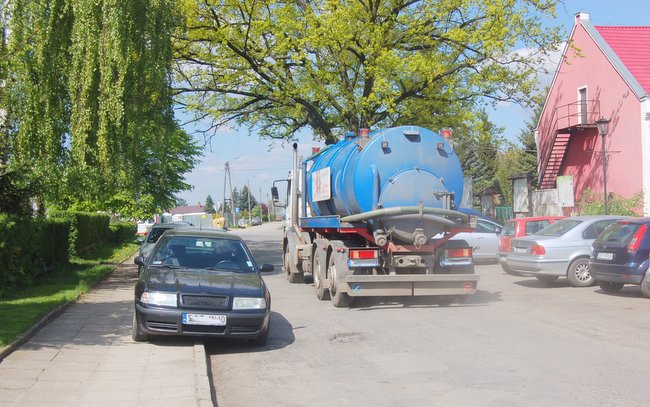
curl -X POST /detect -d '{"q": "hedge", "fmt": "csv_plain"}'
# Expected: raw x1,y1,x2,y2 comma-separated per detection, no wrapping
109,222,137,244
0,214,69,297
49,211,111,257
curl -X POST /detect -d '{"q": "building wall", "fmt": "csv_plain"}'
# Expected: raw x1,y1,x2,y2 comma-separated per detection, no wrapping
538,18,643,205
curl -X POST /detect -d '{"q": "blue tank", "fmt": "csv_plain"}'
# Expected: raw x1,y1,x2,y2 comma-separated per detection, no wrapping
305,126,464,218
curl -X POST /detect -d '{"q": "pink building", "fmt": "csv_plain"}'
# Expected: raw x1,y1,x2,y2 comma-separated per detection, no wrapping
537,12,650,215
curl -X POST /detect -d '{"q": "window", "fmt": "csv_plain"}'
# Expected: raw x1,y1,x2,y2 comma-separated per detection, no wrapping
582,220,618,240
578,87,588,124
535,219,582,237
525,220,551,235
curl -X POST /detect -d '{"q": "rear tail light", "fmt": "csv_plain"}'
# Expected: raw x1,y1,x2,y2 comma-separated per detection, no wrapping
445,248,472,258
530,244,546,256
627,225,647,253
499,237,510,252
349,249,378,260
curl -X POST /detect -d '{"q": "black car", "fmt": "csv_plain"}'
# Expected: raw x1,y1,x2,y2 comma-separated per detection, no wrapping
589,217,650,297
133,228,274,345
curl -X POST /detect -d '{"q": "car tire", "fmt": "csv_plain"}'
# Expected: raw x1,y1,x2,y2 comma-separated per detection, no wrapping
132,309,148,342
501,263,523,276
566,257,594,287
251,321,270,346
535,275,559,285
640,274,650,298
596,280,624,293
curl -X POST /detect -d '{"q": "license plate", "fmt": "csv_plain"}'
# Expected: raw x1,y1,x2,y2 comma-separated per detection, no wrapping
182,313,227,326
514,247,527,254
596,252,614,261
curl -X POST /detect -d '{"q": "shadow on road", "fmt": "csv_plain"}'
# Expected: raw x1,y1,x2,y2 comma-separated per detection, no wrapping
204,311,294,355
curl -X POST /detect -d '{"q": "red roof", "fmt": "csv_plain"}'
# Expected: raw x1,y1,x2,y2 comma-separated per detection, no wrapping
595,26,650,94
170,204,205,215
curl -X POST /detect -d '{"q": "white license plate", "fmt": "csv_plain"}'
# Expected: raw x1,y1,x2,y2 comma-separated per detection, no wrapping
514,247,527,254
596,252,614,261
182,313,227,326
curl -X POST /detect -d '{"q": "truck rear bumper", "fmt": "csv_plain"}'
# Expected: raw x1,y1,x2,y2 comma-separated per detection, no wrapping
339,274,479,297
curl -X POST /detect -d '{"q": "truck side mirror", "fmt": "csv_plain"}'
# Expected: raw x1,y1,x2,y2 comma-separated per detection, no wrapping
271,186,279,201
271,181,288,208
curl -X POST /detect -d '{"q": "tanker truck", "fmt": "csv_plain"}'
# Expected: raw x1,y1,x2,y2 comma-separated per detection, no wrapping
271,126,479,307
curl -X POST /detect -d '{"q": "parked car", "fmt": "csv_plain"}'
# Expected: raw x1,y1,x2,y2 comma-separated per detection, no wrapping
132,228,274,344
450,218,502,262
589,217,650,297
498,215,565,275
135,218,155,241
505,216,627,286
137,221,194,274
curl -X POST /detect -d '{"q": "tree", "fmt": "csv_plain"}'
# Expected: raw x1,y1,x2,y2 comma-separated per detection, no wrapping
236,185,258,212
204,195,216,213
3,0,201,217
174,0,562,144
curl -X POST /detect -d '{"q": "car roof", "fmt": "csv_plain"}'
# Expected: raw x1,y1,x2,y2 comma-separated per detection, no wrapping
558,215,630,222
615,217,650,224
160,227,238,240
150,222,192,229
505,215,565,223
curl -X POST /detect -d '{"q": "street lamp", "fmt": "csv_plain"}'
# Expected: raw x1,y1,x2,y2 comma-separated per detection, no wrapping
596,117,611,214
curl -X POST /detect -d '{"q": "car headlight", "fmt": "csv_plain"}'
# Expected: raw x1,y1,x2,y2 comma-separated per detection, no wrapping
140,291,177,307
232,297,266,310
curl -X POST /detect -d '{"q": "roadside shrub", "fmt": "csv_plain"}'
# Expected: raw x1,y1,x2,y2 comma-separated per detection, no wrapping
577,189,643,216
49,211,111,257
0,214,70,297
109,222,136,244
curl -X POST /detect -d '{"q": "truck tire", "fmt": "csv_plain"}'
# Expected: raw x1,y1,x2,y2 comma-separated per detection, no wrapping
312,247,330,301
328,252,352,308
285,246,303,284
566,257,594,287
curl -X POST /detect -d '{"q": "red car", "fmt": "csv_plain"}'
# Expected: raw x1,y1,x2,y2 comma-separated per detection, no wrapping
498,215,566,275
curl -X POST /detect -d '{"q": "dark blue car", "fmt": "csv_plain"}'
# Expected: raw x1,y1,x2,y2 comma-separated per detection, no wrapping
589,217,650,297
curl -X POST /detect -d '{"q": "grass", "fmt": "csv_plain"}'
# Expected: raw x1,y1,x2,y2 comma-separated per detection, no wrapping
0,243,138,348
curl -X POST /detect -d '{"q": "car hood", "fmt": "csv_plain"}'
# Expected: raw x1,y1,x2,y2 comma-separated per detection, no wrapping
142,267,264,297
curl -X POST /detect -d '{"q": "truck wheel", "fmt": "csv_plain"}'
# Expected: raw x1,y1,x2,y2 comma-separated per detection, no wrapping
566,257,594,287
285,247,303,284
596,280,624,293
329,253,352,308
312,248,330,301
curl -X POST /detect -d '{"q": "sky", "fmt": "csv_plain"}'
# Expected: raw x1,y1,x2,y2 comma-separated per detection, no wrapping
176,0,650,208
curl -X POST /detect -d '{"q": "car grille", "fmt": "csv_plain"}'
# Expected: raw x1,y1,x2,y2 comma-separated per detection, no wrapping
182,325,227,334
181,294,229,309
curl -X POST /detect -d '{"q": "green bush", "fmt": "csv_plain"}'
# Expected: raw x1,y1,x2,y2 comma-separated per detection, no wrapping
49,211,111,257
109,222,137,244
0,215,70,297
577,189,643,216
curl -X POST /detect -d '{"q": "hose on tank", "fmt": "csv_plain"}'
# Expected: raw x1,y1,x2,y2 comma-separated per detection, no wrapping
340,207,468,224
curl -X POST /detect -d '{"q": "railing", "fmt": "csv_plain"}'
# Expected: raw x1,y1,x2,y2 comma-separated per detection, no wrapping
538,100,601,187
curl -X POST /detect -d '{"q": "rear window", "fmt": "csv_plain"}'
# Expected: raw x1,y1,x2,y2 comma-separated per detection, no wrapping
535,219,582,236
146,227,173,243
596,223,641,243
525,220,551,235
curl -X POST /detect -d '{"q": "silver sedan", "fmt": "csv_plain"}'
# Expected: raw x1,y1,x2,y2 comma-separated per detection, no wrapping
505,215,628,287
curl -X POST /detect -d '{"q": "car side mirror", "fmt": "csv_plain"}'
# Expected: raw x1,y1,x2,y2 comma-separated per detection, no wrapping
495,226,502,235
136,236,145,244
134,256,145,266
259,263,274,272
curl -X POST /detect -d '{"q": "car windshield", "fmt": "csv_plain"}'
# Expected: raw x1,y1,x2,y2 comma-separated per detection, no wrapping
534,219,582,236
596,223,640,243
149,236,256,273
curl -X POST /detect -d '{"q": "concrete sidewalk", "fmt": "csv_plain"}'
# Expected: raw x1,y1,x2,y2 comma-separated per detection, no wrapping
0,259,213,407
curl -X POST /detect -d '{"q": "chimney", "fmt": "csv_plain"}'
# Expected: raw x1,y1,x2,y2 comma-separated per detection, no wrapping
575,12,590,23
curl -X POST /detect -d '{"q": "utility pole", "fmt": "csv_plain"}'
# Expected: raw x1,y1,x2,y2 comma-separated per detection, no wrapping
247,179,251,225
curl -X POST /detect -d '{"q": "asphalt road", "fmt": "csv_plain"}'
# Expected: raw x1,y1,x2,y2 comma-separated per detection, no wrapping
206,222,650,407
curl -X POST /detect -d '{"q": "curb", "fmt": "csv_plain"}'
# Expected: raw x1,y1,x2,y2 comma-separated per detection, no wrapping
195,340,215,406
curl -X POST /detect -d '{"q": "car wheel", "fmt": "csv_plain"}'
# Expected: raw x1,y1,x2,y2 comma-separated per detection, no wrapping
566,258,594,287
132,309,148,342
501,264,523,276
251,320,270,346
535,275,559,285
639,274,650,298
329,252,352,308
596,280,624,293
